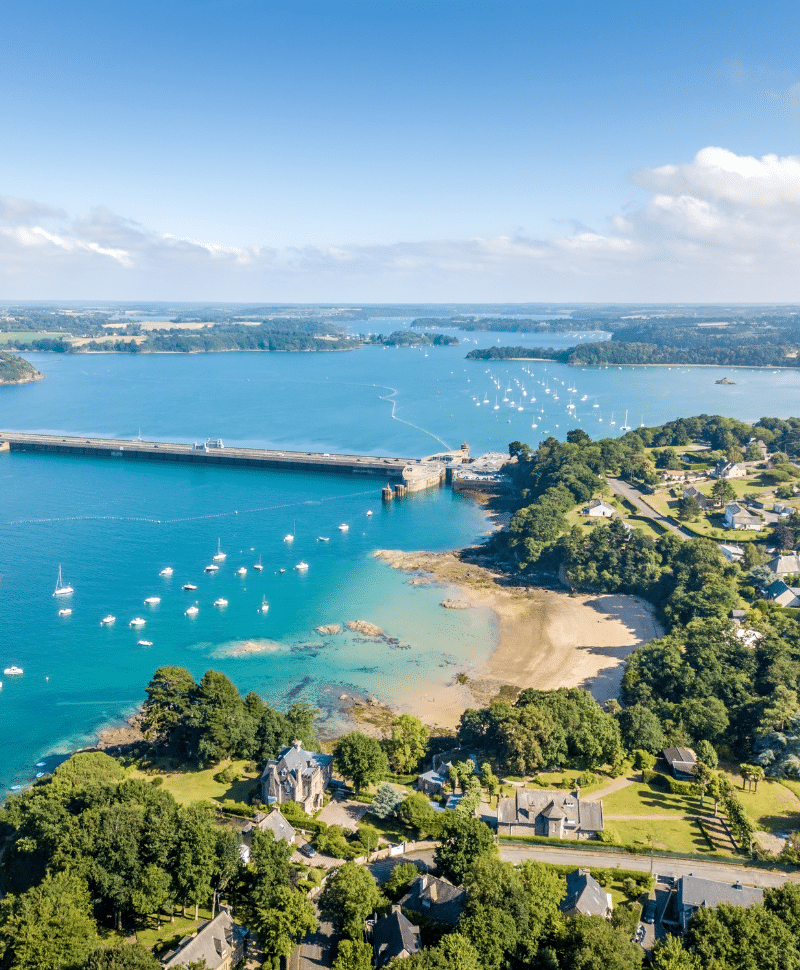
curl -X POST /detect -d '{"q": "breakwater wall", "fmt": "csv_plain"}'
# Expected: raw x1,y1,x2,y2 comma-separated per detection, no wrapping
0,432,411,480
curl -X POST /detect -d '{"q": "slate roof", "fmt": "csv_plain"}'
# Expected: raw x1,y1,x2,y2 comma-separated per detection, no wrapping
399,874,466,928
678,875,763,912
662,747,697,777
162,910,246,969
242,808,296,842
497,789,604,834
273,742,333,774
561,869,610,918
767,554,800,577
371,907,422,967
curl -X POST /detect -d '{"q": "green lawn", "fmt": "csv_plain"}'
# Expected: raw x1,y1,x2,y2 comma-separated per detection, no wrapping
718,769,800,834
529,769,609,797
0,330,69,344
126,759,258,806
610,817,718,855
135,905,215,957
601,779,697,816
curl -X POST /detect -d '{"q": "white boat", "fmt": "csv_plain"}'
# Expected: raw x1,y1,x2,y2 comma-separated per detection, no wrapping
129,618,146,627
254,556,264,571
58,608,72,616
366,510,373,517
185,605,199,616
494,397,499,410
182,583,197,591
284,533,294,543
213,598,228,607
237,567,247,576
593,402,599,408
144,596,161,605
338,523,349,532
137,640,153,647
317,536,330,542
204,563,219,572
279,568,286,573
3,666,23,676
52,565,73,597
295,561,309,571
100,615,115,625
159,567,174,577
259,596,269,612
620,410,631,431
212,539,226,562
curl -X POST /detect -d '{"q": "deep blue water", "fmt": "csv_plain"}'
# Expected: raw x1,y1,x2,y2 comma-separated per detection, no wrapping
3,339,800,795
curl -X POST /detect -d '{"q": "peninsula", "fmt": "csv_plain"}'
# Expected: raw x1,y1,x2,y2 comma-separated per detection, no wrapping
0,350,42,384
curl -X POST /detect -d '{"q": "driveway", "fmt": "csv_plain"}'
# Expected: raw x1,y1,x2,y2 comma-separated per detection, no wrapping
318,797,371,832
289,912,334,970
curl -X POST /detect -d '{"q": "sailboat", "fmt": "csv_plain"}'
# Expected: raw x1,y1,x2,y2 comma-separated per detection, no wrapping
620,410,631,432
52,565,73,597
212,539,226,562
254,555,264,571
258,596,269,613
284,519,296,542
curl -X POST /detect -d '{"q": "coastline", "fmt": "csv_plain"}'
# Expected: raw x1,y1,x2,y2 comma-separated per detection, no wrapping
375,549,663,729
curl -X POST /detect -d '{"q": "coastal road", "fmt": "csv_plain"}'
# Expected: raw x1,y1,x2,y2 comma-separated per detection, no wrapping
607,478,691,540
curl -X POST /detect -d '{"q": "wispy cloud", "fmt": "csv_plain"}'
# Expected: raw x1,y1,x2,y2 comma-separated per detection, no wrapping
2,147,800,300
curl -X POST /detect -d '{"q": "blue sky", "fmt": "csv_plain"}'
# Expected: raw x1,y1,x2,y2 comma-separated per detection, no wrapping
2,0,800,301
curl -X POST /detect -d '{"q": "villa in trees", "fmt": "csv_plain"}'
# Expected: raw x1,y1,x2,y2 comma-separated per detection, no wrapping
161,908,247,970
260,740,333,814
497,789,604,839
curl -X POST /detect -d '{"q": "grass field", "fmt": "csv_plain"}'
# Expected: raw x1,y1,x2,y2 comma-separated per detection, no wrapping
718,769,800,834
127,758,258,806
0,330,68,343
609,817,718,854
135,904,216,956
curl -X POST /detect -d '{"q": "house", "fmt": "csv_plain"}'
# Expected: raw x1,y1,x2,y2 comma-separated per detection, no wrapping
398,874,466,928
723,503,762,531
719,543,744,562
241,807,296,844
496,789,604,839
417,750,478,797
662,747,697,780
765,553,800,579
582,499,615,518
560,868,613,919
764,579,800,608
682,485,709,510
366,905,422,967
713,460,747,480
161,908,247,970
260,740,333,814
662,875,764,934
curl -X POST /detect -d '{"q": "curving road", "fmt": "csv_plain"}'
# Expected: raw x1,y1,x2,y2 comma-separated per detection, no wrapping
607,478,692,539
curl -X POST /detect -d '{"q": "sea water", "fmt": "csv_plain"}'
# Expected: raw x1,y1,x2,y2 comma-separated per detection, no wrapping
3,339,800,794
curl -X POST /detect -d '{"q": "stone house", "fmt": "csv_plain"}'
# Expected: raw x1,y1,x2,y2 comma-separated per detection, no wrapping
764,579,800,608
241,807,296,847
682,485,709,509
366,905,422,967
161,908,247,970
398,874,466,927
766,553,800,579
662,875,763,934
723,502,762,531
260,740,333,814
497,789,604,839
560,868,613,918
713,460,748,480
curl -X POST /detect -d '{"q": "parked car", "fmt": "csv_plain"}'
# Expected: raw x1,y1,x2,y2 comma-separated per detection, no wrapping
300,842,317,858
643,898,657,924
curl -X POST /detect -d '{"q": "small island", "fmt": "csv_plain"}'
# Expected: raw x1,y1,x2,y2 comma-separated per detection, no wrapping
715,377,736,385
0,350,43,385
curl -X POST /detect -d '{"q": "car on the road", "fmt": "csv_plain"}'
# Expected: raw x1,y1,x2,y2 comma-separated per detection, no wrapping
643,898,657,924
634,924,645,944
300,843,317,858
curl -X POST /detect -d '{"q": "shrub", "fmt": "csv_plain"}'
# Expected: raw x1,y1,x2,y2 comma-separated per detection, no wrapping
149,776,164,787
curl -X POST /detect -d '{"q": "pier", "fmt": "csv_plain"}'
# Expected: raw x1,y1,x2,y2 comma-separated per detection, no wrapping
0,432,412,479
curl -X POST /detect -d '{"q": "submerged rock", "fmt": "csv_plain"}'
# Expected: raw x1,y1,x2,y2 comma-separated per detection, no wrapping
316,623,342,635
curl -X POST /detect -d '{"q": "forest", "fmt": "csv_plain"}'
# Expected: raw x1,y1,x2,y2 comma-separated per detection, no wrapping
0,351,41,384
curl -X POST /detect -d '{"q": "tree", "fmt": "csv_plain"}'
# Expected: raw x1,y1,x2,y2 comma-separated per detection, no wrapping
459,905,518,970
332,939,374,970
369,783,406,820
765,882,800,936
333,732,389,795
711,479,736,506
396,793,442,839
650,934,699,969
85,944,162,970
319,863,385,939
618,705,665,754
678,494,702,522
434,814,496,884
0,872,98,970
633,749,656,775
555,913,644,970
382,862,420,901
480,762,500,802
772,523,795,551
174,804,217,920
254,887,316,969
131,864,172,927
687,902,799,970
141,666,197,749
384,715,428,773
695,739,718,770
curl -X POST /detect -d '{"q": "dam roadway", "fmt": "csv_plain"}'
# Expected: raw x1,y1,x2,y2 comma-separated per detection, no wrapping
0,432,413,479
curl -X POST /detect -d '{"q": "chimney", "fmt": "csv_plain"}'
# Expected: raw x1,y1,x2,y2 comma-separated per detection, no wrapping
292,739,302,750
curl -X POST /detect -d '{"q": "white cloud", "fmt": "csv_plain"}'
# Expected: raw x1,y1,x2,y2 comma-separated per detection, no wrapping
2,148,800,301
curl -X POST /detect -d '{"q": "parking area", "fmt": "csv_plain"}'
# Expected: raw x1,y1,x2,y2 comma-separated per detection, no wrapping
317,796,371,832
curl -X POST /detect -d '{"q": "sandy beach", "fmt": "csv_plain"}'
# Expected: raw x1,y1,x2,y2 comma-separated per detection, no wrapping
375,549,663,731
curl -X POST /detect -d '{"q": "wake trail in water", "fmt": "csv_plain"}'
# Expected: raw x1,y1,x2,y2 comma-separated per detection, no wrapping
4,488,377,527
376,385,451,451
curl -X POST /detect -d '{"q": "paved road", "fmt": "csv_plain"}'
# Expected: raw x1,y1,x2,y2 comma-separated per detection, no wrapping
289,912,334,970
497,845,799,888
607,478,691,539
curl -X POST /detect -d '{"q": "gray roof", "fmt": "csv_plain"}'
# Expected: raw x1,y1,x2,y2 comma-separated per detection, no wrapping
261,740,333,781
663,747,696,769
498,789,603,833
162,910,246,969
561,869,609,918
398,874,466,928
372,908,422,967
243,807,296,842
678,875,763,912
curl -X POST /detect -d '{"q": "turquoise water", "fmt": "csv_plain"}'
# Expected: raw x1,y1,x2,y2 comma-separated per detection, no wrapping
3,340,800,794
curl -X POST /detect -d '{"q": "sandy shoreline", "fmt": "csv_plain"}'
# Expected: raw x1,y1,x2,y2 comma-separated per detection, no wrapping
375,549,663,731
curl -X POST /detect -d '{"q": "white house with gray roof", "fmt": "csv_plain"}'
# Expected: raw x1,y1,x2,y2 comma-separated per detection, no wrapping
497,789,604,839
260,740,333,814
161,908,247,970
664,875,764,933
724,502,762,531
560,868,612,918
